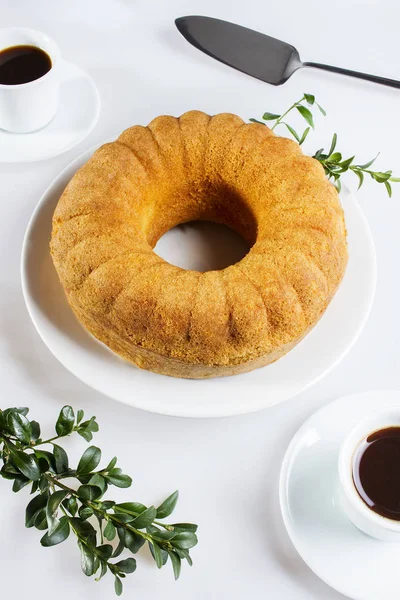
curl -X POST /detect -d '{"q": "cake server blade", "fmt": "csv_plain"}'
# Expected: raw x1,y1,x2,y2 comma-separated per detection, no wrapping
175,15,400,89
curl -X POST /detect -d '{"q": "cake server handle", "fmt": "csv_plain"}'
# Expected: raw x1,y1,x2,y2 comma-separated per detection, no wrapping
303,61,400,89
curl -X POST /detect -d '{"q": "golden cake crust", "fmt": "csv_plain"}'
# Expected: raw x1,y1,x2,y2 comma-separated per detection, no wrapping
50,111,348,379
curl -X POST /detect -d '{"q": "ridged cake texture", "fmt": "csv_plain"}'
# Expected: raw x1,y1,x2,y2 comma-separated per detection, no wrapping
50,111,348,378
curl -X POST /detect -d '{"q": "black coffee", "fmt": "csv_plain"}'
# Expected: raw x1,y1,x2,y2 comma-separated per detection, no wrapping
0,45,52,85
353,426,400,520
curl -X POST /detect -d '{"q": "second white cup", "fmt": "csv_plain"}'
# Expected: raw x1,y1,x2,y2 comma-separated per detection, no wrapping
338,409,400,542
0,28,61,133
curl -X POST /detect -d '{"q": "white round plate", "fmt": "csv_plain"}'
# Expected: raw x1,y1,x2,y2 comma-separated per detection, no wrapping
0,61,100,163
280,390,400,600
21,148,376,417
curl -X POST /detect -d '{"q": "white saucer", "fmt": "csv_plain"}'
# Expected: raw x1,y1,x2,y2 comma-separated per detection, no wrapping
21,147,376,418
280,390,400,600
0,61,100,163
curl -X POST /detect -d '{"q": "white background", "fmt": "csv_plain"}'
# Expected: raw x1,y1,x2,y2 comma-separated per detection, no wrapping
1,0,399,598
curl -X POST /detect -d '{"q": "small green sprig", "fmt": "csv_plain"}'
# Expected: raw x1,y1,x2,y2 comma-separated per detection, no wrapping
250,93,399,196
250,93,325,146
0,406,197,596
313,134,400,196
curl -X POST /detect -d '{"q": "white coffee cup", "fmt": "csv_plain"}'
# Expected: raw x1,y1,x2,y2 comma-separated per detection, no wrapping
338,409,400,542
0,28,61,133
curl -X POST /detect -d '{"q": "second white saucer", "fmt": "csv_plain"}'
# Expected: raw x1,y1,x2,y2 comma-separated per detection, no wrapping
280,390,400,600
0,60,100,163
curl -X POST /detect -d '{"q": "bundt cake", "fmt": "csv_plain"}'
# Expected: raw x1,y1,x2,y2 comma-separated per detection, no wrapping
50,111,348,379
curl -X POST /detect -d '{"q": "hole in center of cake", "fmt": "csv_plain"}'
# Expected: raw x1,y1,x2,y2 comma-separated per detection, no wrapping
154,221,250,272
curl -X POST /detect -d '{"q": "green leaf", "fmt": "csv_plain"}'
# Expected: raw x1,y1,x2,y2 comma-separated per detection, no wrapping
31,480,39,494
0,466,15,480
39,475,49,494
389,176,400,182
371,171,392,183
149,529,177,542
83,416,99,432
317,102,326,116
12,475,30,492
112,537,125,558
33,449,56,472
34,509,48,530
95,561,108,582
13,451,41,481
99,500,115,510
97,544,113,561
78,541,95,576
249,118,265,125
104,521,116,541
41,516,70,547
105,468,132,488
339,156,355,171
38,457,51,474
46,490,68,534
70,518,97,544
284,123,300,142
63,496,78,517
93,554,100,576
262,112,280,121
114,513,135,523
354,170,364,190
77,446,101,474
313,148,324,161
335,178,342,193
171,531,198,550
55,406,75,437
6,411,31,444
156,490,179,519
114,576,123,596
76,473,91,485
3,407,29,418
116,558,137,574
358,154,379,170
79,506,94,520
304,93,315,105
97,514,104,545
96,515,104,540
327,133,337,158
329,152,342,163
47,490,68,514
76,416,99,442
105,456,118,471
299,127,310,145
149,541,164,568
77,429,93,442
123,529,146,554
88,473,107,494
53,444,69,473
130,505,157,529
1,461,20,476
168,550,182,580
30,421,41,442
114,502,146,516
384,180,392,197
175,547,193,566
78,484,102,501
171,523,198,533
296,105,314,128
77,410,84,424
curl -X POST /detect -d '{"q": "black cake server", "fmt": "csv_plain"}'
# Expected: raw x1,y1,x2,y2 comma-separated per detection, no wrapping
175,15,400,89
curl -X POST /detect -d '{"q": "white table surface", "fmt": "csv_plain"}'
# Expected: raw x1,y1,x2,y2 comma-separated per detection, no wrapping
1,1,399,598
